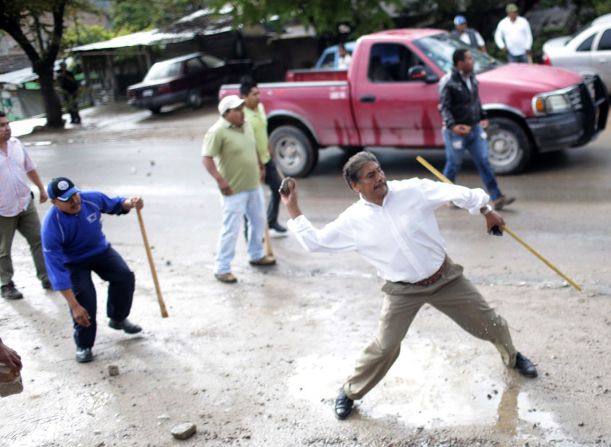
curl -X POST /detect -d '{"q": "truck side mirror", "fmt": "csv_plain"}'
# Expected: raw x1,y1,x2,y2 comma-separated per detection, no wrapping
408,66,427,80
408,65,439,84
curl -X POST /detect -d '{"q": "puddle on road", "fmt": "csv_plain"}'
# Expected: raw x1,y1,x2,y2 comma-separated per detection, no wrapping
288,337,576,444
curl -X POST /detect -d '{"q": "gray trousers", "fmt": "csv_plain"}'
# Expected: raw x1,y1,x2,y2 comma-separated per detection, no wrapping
0,200,48,286
343,257,517,400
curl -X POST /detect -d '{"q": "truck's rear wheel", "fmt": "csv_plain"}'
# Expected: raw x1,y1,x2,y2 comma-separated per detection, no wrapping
487,117,531,174
270,125,318,177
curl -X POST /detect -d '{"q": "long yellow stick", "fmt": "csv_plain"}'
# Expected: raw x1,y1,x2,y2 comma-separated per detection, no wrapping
416,156,582,291
137,208,169,317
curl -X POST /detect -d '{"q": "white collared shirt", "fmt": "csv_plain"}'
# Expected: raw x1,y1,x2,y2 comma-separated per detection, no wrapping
0,136,35,217
494,16,533,56
288,179,489,283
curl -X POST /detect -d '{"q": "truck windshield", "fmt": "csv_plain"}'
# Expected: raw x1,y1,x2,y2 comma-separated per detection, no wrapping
413,33,500,74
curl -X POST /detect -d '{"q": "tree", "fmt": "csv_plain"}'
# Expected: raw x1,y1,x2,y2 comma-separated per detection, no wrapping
62,23,114,51
0,1,87,128
110,0,209,33
210,0,403,37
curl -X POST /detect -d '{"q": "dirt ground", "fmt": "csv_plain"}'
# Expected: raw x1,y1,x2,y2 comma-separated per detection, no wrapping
1,103,610,447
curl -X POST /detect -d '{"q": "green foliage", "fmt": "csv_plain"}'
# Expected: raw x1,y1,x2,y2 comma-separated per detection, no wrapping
208,0,403,37
110,0,208,33
62,23,114,50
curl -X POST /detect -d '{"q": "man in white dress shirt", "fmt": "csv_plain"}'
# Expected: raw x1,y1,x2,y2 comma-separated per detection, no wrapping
281,151,537,420
494,3,533,63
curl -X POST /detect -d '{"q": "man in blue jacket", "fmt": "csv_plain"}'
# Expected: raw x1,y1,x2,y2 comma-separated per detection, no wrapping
41,177,143,363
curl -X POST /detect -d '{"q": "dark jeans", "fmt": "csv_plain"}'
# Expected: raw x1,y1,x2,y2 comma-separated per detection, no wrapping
508,53,528,63
68,246,135,349
442,124,502,200
264,159,282,225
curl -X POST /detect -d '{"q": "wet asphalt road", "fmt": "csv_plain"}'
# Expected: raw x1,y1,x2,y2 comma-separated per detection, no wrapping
1,102,610,446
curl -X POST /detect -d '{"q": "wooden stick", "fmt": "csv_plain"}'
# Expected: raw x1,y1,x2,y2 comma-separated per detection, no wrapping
136,208,169,317
416,155,582,291
264,225,274,259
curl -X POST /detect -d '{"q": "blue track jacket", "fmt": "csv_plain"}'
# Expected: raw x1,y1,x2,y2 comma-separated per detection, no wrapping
42,191,127,290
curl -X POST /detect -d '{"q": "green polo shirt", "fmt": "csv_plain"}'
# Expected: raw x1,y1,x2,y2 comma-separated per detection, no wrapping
243,103,270,164
202,118,260,193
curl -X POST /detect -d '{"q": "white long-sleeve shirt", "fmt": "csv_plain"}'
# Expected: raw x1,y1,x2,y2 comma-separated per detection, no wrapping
287,179,489,283
494,16,533,56
0,137,35,217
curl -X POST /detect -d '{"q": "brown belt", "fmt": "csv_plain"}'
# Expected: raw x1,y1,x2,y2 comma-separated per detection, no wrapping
413,263,444,286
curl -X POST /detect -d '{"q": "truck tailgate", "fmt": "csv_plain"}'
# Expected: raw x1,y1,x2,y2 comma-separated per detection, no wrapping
220,81,360,148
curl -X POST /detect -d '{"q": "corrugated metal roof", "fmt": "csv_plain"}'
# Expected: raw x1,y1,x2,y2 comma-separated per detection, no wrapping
71,29,196,52
0,67,38,85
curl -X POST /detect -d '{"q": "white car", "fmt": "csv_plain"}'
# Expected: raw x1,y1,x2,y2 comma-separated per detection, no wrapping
542,14,611,91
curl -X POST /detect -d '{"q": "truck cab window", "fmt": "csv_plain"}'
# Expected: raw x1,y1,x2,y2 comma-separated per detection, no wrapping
368,43,424,83
320,52,335,68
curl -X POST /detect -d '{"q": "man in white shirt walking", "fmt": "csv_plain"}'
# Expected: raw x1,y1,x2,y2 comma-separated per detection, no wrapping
494,3,533,63
281,151,537,420
0,111,50,300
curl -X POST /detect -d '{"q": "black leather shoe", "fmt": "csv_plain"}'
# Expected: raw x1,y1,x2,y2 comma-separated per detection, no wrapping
109,318,142,334
515,352,538,378
41,279,52,290
334,388,354,420
269,221,287,233
1,282,23,300
76,347,93,363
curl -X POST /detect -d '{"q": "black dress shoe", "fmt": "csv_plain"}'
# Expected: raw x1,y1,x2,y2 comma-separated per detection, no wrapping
76,347,93,363
1,282,23,300
109,318,142,334
334,388,354,420
515,352,538,378
269,221,287,233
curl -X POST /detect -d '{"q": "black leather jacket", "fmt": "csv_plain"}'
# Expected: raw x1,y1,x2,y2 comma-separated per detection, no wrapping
439,68,486,128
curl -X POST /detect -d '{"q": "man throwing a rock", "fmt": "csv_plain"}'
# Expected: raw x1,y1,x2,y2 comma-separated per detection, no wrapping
41,177,143,363
280,151,537,420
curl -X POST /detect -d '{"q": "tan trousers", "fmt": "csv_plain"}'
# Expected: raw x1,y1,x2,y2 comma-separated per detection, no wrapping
343,257,517,400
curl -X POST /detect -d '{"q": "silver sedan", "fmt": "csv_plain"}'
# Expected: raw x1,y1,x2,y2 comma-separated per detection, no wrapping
543,14,611,92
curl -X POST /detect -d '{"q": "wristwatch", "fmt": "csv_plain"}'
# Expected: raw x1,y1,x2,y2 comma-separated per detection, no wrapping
480,204,493,215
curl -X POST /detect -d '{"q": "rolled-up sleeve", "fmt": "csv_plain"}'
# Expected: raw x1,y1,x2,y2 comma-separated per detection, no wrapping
288,214,356,253
22,145,36,172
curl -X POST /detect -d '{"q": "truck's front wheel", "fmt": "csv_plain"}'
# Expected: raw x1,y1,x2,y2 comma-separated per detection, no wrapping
270,126,318,177
486,117,532,174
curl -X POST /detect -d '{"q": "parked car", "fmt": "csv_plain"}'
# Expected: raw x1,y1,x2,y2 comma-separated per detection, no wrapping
127,52,251,114
543,14,611,92
221,29,608,177
314,41,356,69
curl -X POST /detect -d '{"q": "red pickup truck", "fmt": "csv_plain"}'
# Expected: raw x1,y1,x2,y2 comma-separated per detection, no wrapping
220,29,608,177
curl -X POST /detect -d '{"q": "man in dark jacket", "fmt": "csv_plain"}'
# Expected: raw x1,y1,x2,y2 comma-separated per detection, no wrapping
439,49,514,210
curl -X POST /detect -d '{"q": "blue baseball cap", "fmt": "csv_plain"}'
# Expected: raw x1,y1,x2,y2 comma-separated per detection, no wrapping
454,15,467,25
47,177,80,201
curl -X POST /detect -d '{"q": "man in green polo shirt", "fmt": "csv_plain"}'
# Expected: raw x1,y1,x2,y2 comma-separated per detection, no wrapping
202,95,276,283
240,78,287,236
